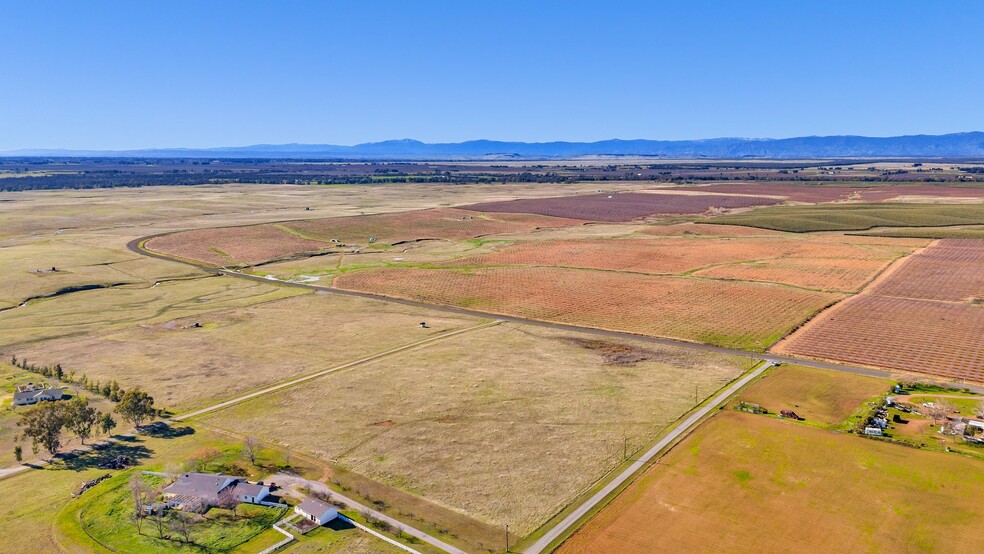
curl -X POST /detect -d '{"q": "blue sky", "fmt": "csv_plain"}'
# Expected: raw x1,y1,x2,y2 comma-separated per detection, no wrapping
2,1,982,150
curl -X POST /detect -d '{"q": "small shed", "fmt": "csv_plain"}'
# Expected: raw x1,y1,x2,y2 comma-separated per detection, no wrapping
295,497,338,526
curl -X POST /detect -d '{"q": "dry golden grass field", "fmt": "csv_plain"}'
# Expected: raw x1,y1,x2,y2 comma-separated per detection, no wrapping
201,322,755,536
13,293,483,412
560,409,984,554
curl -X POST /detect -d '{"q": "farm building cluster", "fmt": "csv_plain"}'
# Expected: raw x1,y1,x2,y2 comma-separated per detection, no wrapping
160,472,272,513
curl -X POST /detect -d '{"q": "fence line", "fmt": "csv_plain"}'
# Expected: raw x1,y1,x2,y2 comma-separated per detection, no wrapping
338,514,423,554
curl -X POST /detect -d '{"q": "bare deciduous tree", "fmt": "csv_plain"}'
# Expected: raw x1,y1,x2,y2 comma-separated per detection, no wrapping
242,436,260,466
169,511,197,543
129,473,148,534
925,400,956,425
189,446,222,472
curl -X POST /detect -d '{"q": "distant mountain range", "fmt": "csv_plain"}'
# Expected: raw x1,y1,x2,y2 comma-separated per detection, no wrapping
5,132,984,159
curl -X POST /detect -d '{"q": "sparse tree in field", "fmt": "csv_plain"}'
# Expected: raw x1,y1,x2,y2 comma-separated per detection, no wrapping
115,388,156,428
283,445,292,468
976,399,984,420
190,446,222,472
99,412,117,435
64,396,99,444
17,402,67,457
242,436,260,466
129,473,149,535
169,511,197,543
14,446,23,462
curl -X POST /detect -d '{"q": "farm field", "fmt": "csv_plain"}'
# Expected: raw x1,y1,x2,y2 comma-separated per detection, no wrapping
462,191,781,221
334,265,842,350
695,182,984,203
705,202,984,232
775,239,984,383
13,293,482,412
737,364,890,427
145,208,583,267
558,410,984,553
869,239,984,302
439,235,909,293
201,323,755,538
853,225,984,239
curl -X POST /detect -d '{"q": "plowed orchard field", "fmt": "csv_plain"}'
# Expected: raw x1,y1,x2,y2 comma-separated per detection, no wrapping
145,224,330,266
284,208,580,244
462,192,781,222
871,239,984,302
775,239,984,382
441,236,911,292
334,266,841,350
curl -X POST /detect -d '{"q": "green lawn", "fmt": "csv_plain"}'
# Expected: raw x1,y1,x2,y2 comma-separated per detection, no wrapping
62,470,286,553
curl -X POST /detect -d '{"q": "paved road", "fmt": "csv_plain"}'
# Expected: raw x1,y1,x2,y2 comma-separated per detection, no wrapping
126,236,919,385
270,472,465,554
524,361,774,554
174,320,500,421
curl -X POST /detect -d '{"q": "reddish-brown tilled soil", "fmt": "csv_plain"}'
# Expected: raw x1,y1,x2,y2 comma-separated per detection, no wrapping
334,266,840,350
462,192,782,222
775,238,984,382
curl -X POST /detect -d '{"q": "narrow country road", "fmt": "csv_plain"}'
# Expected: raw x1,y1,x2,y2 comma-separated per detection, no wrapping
524,361,774,554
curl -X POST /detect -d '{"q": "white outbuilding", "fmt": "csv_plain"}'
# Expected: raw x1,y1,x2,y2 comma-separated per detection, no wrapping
295,497,338,526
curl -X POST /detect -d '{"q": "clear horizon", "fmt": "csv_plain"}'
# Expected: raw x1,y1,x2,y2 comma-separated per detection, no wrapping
3,1,983,150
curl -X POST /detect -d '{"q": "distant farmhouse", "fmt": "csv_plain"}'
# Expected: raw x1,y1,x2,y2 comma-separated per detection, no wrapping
162,472,270,512
13,383,64,406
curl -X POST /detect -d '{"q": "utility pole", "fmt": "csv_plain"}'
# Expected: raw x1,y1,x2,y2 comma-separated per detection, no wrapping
694,384,698,406
505,523,510,553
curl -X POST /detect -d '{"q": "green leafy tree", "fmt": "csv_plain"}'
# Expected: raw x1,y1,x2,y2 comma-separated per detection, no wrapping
14,446,22,462
115,388,156,428
17,402,67,457
64,397,99,444
99,412,117,435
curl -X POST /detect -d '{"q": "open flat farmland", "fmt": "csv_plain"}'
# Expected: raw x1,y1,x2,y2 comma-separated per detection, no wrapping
461,192,781,222
870,239,984,301
283,207,581,244
334,266,841,350
738,364,889,426
201,323,753,537
13,292,481,412
775,295,984,382
776,239,984,382
705,202,984,232
440,235,910,292
559,411,984,554
696,182,984,203
144,223,331,266
145,208,581,267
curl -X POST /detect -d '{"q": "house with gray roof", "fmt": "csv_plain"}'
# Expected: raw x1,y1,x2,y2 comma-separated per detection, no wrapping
295,496,338,526
162,472,270,511
13,383,64,406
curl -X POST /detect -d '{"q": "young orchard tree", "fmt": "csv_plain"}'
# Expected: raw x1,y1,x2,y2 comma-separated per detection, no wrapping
115,388,156,429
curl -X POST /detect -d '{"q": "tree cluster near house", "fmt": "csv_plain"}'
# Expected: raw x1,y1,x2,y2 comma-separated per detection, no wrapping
9,355,128,402
14,387,156,458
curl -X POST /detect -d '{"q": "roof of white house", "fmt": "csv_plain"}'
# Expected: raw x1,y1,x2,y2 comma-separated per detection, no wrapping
163,472,239,499
296,496,334,517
